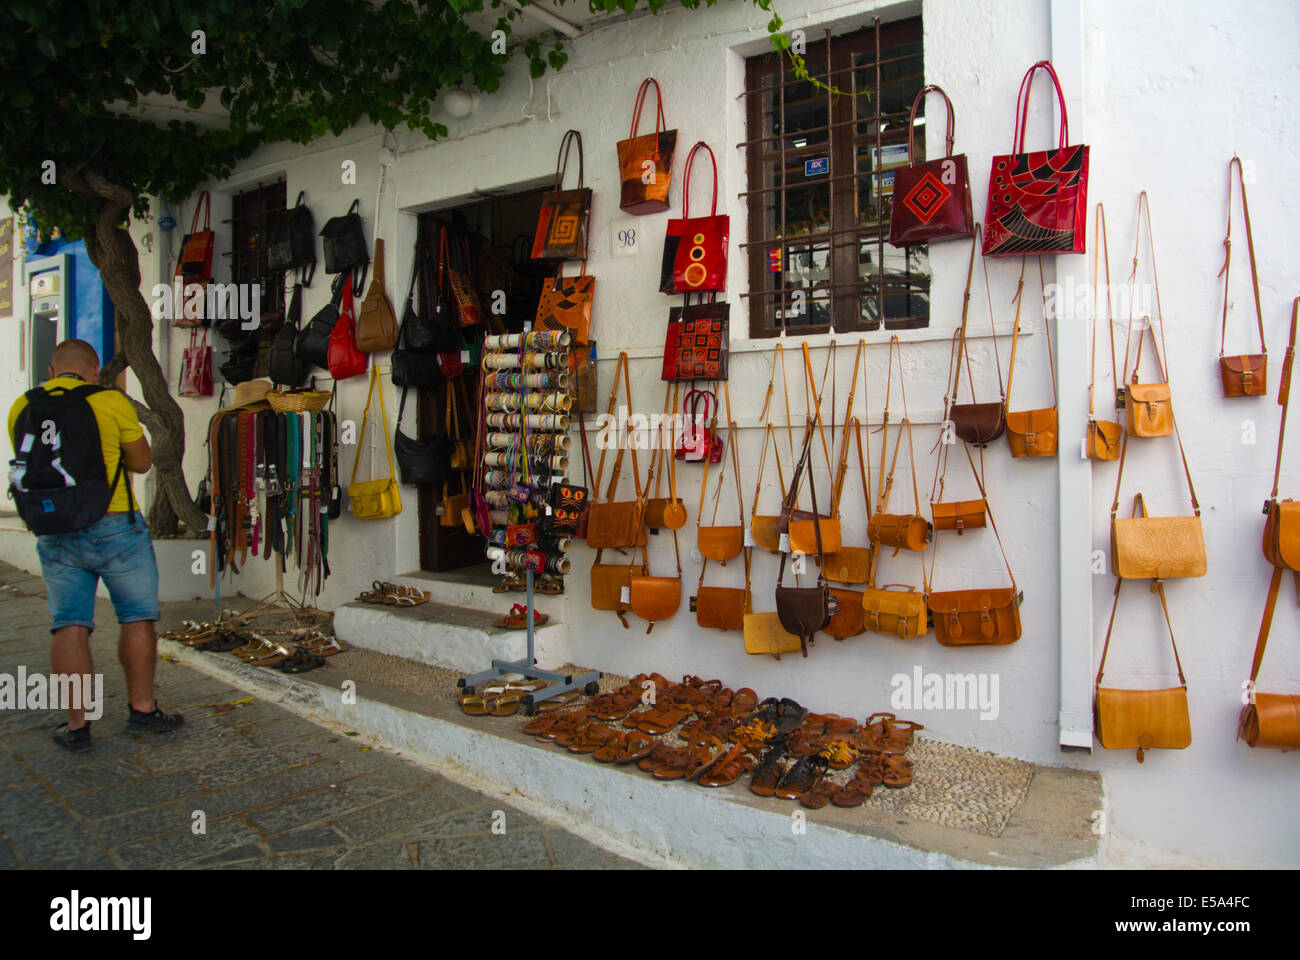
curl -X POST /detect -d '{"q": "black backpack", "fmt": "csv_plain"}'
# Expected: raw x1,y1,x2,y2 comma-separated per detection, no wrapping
269,283,310,387
268,190,317,285
319,198,368,292
8,383,133,534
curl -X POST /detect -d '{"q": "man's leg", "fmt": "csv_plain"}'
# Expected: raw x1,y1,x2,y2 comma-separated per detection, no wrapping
118,620,158,714
50,626,94,730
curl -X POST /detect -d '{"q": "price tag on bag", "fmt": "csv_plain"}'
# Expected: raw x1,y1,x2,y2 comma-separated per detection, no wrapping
743,526,754,547
778,532,790,553
620,585,631,603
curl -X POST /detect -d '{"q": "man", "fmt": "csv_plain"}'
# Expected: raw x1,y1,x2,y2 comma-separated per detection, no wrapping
8,339,183,752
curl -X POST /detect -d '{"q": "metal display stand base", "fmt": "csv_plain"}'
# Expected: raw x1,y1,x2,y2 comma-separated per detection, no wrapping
457,570,601,715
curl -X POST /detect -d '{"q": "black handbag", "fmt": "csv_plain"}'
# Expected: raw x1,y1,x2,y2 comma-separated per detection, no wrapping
393,386,452,485
269,190,317,284
295,275,343,370
320,198,369,291
269,283,310,387
391,302,442,390
219,335,259,385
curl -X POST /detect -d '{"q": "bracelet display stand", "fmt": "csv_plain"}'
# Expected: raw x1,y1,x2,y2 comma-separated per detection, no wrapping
458,323,600,713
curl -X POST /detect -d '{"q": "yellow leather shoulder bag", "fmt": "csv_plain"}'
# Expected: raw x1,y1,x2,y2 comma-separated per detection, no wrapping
348,365,402,520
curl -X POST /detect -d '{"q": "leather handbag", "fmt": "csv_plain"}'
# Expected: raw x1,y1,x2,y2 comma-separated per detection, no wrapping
947,228,1007,445
823,586,866,640
584,352,647,550
983,61,1089,256
862,584,929,640
446,233,483,328
774,424,835,657
572,341,598,415
1123,193,1173,438
1004,258,1059,458
617,78,677,215
1263,299,1300,570
356,237,399,353
348,365,402,519
1110,417,1206,581
269,283,310,387
393,385,451,486
1087,203,1123,461
869,420,932,554
268,190,317,284
175,190,214,317
628,441,683,634
928,468,1022,646
327,273,368,381
1238,568,1300,750
403,229,449,355
591,553,644,627
743,611,802,659
750,422,785,553
179,329,213,398
695,381,745,567
662,298,728,381
1094,577,1192,761
676,388,724,463
644,382,688,530
218,335,258,385
532,130,592,261
1218,157,1267,398
889,85,974,248
320,198,369,291
788,343,842,557
536,266,594,345
931,499,986,536
296,275,343,370
695,582,750,631
659,141,728,294
446,380,472,471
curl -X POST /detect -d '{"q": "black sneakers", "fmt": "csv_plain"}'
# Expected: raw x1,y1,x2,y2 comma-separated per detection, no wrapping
126,702,186,733
52,722,93,753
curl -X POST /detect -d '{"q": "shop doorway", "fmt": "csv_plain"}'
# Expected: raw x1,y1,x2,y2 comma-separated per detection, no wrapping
415,188,552,573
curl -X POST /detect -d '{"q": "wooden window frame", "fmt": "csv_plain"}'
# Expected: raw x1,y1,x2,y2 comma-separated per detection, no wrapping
742,18,929,339
226,180,287,317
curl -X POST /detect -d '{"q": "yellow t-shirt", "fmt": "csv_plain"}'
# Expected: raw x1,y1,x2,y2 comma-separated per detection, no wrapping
8,376,144,514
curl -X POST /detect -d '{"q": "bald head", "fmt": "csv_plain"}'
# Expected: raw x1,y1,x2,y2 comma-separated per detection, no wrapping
50,340,101,381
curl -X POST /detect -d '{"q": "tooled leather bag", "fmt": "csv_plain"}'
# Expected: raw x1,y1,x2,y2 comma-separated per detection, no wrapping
774,424,836,657
1218,157,1267,398
948,226,1007,446
1237,566,1300,751
1004,258,1059,458
1094,577,1192,762
1110,421,1206,582
888,84,974,248
617,78,677,215
1263,298,1300,571
1086,202,1123,461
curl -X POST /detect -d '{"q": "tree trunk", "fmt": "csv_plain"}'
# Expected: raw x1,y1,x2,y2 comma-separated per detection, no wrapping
68,169,207,538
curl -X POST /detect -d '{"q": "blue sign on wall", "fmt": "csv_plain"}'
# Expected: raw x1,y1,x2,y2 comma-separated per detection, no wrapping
21,226,115,365
804,156,829,177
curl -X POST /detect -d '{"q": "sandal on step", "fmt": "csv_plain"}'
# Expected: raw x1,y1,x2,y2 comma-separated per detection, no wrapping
276,650,326,674
882,754,914,789
773,754,828,801
697,742,757,788
832,778,873,807
494,603,549,630
749,740,790,797
800,779,840,809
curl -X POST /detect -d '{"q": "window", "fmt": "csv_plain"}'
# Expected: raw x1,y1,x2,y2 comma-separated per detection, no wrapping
227,180,287,317
742,18,929,337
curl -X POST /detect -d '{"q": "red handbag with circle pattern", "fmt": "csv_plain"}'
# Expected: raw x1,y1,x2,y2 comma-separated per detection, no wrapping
660,141,728,294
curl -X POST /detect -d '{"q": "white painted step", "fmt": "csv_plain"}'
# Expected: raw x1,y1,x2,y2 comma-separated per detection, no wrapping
333,597,571,674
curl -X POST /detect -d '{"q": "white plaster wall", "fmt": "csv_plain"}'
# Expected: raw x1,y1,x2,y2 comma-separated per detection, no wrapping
1,0,1297,865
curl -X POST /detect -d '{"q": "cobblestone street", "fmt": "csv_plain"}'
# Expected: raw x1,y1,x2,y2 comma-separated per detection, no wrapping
0,562,634,870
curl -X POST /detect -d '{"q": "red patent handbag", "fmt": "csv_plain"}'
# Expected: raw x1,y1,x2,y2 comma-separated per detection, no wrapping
660,141,728,294
983,61,1089,257
889,85,974,248
661,298,728,381
327,273,369,380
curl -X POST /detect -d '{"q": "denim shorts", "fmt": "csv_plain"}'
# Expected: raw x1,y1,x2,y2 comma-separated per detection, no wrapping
36,512,161,633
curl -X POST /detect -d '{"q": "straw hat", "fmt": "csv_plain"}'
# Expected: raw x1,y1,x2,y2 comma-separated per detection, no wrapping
219,379,273,413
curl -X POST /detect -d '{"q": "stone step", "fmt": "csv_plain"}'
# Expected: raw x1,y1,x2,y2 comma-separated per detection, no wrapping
332,596,571,674
158,629,1106,870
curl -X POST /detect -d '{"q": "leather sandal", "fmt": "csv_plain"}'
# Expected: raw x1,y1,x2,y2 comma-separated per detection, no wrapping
882,718,924,752
773,754,828,801
637,742,678,774
832,778,873,807
818,739,859,771
800,779,840,810
855,751,886,787
749,740,790,797
882,754,914,789
697,742,757,788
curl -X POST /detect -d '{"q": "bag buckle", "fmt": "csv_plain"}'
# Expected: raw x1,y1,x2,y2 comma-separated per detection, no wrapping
954,516,965,534
945,611,961,638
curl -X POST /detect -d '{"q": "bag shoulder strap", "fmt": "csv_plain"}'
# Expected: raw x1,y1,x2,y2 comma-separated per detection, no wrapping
1248,566,1286,685
1090,203,1117,417
1004,258,1029,403
556,129,585,191
1219,156,1266,357
831,340,864,513
1124,192,1170,385
1111,394,1200,518
191,191,211,232
1013,60,1068,153
1270,298,1300,499
683,141,718,219
1095,565,1187,688
351,365,395,484
630,78,667,138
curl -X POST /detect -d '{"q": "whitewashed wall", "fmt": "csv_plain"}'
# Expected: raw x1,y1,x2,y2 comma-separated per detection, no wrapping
2,0,1297,865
